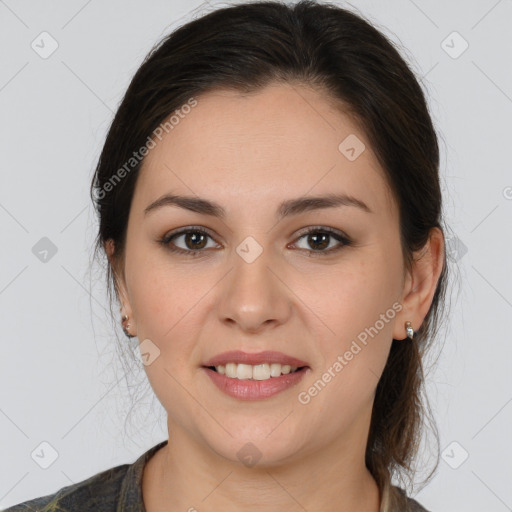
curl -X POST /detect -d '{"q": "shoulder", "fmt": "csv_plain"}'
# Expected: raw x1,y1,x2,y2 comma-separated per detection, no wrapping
1,463,129,512
2,440,168,512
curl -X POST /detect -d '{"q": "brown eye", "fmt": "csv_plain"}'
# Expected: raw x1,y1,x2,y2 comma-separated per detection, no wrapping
305,232,330,250
183,231,208,250
161,227,220,255
291,227,352,256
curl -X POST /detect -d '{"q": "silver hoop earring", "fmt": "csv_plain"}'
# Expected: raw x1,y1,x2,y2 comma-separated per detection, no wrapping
405,321,414,340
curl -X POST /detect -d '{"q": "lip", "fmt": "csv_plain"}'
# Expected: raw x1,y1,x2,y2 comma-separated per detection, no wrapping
202,366,310,400
202,350,310,368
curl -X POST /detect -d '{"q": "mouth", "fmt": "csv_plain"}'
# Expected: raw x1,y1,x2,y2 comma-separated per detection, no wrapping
200,350,310,400
201,350,310,380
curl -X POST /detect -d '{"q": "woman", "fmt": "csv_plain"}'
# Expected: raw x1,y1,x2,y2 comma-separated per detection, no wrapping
4,1,447,511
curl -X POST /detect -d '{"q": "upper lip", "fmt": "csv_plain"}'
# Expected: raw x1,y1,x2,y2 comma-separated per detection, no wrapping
202,350,309,368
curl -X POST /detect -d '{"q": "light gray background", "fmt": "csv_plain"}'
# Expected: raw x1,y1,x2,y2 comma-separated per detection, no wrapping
1,0,511,510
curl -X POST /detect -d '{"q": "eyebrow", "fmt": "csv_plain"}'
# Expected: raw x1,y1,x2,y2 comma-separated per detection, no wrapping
144,192,372,219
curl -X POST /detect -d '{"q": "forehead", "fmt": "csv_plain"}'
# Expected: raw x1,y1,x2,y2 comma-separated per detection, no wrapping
135,83,396,219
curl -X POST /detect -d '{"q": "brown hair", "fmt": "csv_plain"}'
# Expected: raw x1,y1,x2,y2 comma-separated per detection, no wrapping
90,0,449,502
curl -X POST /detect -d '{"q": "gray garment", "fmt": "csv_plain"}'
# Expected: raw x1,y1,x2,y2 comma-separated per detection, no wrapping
2,440,430,511
392,486,430,512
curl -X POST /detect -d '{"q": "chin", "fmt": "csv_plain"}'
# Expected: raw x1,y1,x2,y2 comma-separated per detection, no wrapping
202,426,307,469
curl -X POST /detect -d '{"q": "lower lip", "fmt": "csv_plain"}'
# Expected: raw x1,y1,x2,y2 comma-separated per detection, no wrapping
202,367,309,400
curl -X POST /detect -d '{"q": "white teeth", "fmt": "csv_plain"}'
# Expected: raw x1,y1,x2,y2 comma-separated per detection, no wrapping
236,363,253,380
225,363,237,378
253,363,270,381
270,363,282,377
213,362,300,380
281,364,291,375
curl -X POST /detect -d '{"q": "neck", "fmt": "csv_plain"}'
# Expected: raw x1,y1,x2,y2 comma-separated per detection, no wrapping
143,425,381,512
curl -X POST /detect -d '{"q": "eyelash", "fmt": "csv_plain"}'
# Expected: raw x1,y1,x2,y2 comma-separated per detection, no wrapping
159,225,352,258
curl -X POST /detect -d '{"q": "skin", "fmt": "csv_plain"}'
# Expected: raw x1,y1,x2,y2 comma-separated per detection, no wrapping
106,83,444,512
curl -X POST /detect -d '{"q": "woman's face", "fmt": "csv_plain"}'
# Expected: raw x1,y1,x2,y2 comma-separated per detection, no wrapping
114,83,412,466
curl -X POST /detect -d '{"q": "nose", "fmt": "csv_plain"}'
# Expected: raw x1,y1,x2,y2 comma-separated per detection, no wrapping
217,246,292,334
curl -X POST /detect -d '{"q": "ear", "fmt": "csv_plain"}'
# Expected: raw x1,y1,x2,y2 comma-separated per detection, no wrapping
393,227,445,340
104,239,137,334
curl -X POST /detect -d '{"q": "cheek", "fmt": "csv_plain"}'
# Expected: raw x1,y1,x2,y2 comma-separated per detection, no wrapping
127,260,205,423
128,253,205,341
313,250,402,344
126,257,216,402
304,248,401,402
